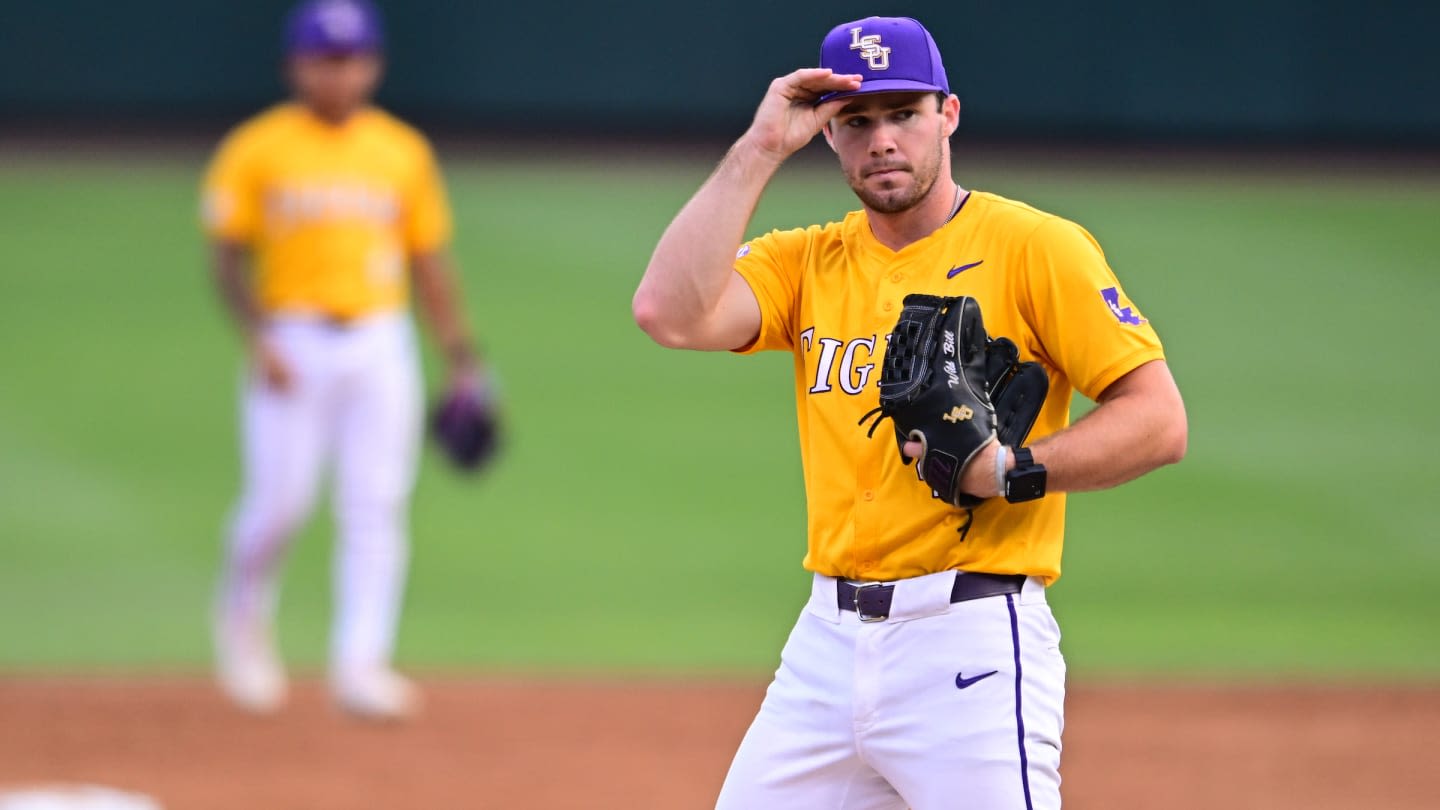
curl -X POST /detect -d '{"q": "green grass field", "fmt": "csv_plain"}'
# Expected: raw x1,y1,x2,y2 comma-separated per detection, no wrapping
2,146,1437,680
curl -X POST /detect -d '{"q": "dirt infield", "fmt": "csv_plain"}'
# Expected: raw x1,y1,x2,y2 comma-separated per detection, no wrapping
1,677,1435,809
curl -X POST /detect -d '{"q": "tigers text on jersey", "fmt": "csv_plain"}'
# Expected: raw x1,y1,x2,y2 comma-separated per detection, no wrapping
733,191,1165,584
201,103,452,320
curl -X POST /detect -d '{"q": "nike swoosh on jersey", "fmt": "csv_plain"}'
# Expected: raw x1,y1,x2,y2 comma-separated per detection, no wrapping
947,260,985,278
954,670,999,689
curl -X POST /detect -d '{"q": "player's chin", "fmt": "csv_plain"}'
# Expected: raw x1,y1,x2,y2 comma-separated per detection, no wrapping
859,184,920,214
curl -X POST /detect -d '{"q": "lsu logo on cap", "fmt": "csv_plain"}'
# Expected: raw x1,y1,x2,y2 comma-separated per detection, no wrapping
849,27,891,70
1100,286,1146,326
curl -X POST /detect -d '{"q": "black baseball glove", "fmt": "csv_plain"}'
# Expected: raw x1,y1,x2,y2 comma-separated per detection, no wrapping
860,294,1048,508
430,381,500,473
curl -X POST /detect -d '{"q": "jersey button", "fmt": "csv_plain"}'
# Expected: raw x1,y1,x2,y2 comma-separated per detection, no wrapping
882,301,894,312
862,490,874,501
890,272,904,283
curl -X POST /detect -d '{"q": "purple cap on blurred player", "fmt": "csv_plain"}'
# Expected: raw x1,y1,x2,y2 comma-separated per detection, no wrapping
285,0,384,56
818,16,949,103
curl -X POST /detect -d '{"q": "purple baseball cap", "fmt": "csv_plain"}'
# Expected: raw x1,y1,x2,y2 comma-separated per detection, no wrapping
285,0,384,56
818,16,949,103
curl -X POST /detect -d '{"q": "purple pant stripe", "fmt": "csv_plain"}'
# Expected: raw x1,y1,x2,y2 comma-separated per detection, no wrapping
1006,593,1034,810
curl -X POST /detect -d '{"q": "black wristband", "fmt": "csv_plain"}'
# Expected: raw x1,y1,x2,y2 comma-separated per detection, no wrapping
1004,446,1047,503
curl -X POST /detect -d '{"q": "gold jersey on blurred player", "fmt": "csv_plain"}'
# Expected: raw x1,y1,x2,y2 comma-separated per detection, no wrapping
200,0,483,719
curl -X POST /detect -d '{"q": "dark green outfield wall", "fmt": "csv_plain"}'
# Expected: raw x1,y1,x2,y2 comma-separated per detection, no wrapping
1,1,1435,142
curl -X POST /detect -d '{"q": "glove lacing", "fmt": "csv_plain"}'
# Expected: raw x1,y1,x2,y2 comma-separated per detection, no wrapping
856,406,888,437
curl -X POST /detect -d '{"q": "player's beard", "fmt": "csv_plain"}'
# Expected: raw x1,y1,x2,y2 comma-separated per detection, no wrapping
846,136,945,215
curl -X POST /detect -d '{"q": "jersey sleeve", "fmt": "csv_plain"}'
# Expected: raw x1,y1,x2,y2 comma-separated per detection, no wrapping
1020,217,1166,401
402,137,454,255
200,129,263,243
730,227,810,354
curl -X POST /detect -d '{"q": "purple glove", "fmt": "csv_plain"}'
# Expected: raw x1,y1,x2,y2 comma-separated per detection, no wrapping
430,377,500,473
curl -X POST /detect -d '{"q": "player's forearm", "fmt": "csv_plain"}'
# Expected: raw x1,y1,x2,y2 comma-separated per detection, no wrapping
411,252,479,372
211,242,264,345
1028,361,1187,493
633,137,782,346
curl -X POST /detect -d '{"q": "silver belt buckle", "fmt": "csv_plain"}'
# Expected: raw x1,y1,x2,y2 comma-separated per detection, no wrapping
853,582,888,623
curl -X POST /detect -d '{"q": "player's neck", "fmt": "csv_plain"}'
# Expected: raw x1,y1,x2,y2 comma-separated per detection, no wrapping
298,100,367,129
864,179,965,252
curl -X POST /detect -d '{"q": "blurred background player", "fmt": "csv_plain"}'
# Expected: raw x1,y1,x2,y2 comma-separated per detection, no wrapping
200,0,486,719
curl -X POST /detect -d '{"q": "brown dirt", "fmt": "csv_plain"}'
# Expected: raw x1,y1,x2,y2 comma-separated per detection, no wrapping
1,676,1435,809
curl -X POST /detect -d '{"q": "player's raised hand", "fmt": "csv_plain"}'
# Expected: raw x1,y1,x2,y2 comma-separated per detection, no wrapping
743,68,863,162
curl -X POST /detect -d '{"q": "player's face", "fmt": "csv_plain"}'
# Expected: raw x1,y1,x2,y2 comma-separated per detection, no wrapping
826,93,957,215
288,52,383,123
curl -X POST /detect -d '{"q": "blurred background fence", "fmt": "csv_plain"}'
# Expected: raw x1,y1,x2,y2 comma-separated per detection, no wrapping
2,0,1438,144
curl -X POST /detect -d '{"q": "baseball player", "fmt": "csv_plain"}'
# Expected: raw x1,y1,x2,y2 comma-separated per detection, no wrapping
633,16,1187,809
201,0,484,719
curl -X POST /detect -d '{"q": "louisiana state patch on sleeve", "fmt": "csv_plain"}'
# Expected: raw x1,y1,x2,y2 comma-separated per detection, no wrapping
1099,286,1147,326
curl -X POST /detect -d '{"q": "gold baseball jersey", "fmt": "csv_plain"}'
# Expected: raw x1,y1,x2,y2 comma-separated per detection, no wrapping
201,103,452,319
734,191,1165,584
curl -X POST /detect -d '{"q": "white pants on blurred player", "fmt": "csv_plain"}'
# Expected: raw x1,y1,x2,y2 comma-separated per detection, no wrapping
717,571,1065,810
218,312,421,676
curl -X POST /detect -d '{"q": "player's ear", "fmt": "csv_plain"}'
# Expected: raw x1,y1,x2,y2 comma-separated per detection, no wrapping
943,94,961,137
822,122,837,152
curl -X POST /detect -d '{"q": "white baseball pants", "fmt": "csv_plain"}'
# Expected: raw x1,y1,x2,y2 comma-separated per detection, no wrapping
717,571,1066,810
218,312,422,674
